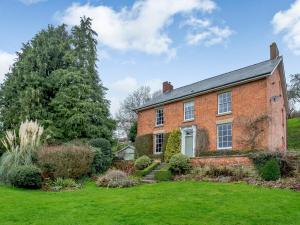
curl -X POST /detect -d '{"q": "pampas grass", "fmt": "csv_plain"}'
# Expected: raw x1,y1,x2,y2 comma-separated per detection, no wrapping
0,120,44,184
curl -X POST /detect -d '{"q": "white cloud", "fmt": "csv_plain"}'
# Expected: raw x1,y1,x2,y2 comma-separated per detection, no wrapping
107,76,162,115
0,51,15,83
184,16,233,46
272,0,300,55
58,0,216,56
19,0,46,5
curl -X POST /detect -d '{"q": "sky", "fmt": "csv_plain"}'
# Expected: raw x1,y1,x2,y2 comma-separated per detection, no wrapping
0,0,299,115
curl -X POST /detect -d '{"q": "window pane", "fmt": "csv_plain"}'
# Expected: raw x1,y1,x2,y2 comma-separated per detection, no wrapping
218,92,232,114
217,123,232,149
156,108,164,125
184,101,194,120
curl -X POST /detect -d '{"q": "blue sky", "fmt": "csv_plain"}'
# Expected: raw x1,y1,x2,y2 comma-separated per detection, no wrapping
0,0,299,115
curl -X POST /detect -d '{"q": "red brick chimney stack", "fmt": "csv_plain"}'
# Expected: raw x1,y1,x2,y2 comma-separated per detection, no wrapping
270,42,279,60
163,81,173,93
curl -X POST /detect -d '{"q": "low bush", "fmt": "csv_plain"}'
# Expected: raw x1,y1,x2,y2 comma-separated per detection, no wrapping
164,130,181,162
135,162,159,177
169,153,192,175
9,165,42,189
134,155,152,170
260,159,281,181
154,165,172,181
37,145,94,179
89,138,113,171
49,178,81,192
96,170,138,188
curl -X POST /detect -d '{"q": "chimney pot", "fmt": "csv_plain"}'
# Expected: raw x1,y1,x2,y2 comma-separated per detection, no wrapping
163,81,173,93
270,42,279,60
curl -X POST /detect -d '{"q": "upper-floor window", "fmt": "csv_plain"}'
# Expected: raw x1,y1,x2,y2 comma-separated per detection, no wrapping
218,91,232,114
156,108,164,126
217,123,232,149
184,101,194,121
154,133,164,154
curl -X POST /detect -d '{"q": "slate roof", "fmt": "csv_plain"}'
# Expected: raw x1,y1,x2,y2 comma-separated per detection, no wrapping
136,56,282,111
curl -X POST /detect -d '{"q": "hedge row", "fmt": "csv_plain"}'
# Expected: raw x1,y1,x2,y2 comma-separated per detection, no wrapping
154,165,172,181
135,162,160,177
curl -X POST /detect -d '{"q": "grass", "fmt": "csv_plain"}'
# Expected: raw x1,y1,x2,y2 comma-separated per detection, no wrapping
0,181,299,225
288,117,300,151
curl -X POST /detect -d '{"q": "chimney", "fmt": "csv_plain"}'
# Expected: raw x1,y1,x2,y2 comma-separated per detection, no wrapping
163,81,173,93
270,42,279,60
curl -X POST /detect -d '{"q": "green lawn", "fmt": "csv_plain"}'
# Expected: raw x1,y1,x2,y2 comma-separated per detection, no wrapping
0,181,299,225
288,117,300,151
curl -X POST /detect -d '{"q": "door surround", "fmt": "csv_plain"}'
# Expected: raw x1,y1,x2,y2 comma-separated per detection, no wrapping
180,125,197,157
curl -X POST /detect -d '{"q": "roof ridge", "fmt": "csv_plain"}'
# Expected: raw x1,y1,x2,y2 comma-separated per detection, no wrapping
169,57,282,93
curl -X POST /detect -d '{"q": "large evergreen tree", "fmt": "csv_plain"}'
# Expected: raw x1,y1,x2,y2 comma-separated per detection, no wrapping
0,18,115,141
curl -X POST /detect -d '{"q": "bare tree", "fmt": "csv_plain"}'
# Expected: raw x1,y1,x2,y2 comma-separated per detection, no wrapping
116,86,151,138
288,74,300,118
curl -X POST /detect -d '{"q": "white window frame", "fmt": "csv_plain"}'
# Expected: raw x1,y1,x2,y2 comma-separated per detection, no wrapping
184,101,195,121
154,133,164,154
218,91,232,115
155,108,164,126
217,123,232,150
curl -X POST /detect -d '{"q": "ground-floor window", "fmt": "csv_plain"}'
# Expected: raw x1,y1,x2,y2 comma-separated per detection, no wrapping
217,123,232,149
154,133,164,154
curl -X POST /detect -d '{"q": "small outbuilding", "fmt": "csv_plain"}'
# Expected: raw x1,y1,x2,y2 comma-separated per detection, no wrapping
115,145,135,160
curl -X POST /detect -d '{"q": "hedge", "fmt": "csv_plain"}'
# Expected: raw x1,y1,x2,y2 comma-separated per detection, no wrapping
135,162,160,177
198,149,264,157
154,165,172,181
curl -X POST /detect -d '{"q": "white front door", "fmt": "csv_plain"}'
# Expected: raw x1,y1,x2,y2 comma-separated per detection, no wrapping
180,126,196,157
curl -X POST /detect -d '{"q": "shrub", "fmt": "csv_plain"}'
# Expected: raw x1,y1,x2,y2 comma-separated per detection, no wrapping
90,148,105,174
50,178,80,191
134,155,152,170
154,165,172,181
37,145,94,179
135,162,159,177
169,153,191,175
9,165,42,189
112,160,135,174
164,130,181,162
89,138,112,171
96,170,138,188
250,151,295,177
260,159,281,181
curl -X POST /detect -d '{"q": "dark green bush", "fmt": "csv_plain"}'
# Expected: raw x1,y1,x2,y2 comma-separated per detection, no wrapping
135,162,159,177
169,153,192,175
89,138,112,171
250,151,295,177
134,155,152,170
260,159,281,181
9,165,42,189
90,148,105,174
154,165,172,181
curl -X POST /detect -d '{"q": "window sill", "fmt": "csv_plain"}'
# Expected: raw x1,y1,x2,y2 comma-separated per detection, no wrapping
155,124,164,128
153,152,162,155
217,147,232,150
183,119,195,123
216,112,232,117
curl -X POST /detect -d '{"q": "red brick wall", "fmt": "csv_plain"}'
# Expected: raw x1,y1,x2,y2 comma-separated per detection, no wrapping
191,156,252,167
266,65,287,151
137,78,269,151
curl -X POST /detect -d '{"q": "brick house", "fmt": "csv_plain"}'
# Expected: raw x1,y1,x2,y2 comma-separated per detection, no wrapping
135,43,288,158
